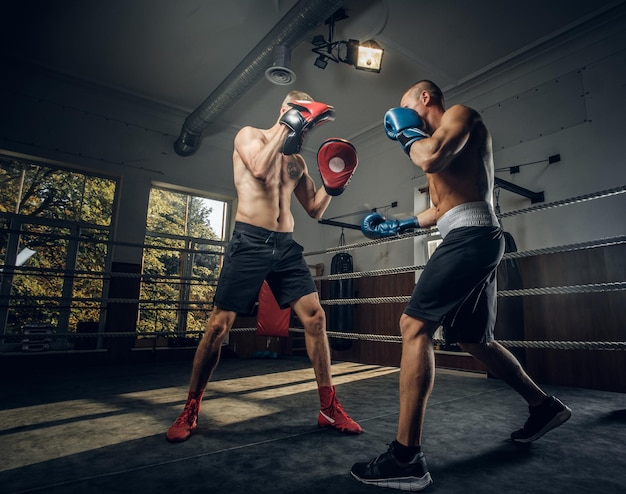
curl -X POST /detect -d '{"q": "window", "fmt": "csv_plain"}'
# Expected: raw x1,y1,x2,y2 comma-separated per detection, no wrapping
0,158,114,224
0,156,116,347
139,187,228,338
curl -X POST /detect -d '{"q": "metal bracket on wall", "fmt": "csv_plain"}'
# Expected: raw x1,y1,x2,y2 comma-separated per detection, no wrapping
318,201,398,230
317,219,362,230
494,177,545,204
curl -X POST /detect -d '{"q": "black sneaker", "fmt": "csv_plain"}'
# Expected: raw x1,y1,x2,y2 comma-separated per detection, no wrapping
351,443,433,491
511,395,571,443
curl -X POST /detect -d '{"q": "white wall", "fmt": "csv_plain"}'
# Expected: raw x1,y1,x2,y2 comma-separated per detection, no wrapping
0,60,238,265
458,15,626,253
1,9,625,275
295,9,626,275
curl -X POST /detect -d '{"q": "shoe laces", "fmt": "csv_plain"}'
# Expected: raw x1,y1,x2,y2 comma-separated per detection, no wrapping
174,398,199,427
325,398,349,419
367,444,394,468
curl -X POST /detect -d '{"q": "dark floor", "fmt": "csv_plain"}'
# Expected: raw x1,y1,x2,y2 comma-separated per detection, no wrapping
1,354,625,494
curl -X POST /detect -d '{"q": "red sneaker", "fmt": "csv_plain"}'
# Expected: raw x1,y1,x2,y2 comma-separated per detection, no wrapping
166,391,203,443
317,386,362,434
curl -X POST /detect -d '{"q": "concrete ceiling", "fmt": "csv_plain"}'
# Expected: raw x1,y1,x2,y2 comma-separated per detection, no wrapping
1,0,622,151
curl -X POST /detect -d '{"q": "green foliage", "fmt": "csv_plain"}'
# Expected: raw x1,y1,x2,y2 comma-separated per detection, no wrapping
138,188,224,335
0,158,115,336
0,158,224,343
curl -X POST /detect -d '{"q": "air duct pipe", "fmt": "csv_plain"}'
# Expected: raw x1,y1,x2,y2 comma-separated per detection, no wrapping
265,45,296,86
174,0,344,157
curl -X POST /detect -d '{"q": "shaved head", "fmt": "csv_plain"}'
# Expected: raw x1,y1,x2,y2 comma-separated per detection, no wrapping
407,80,445,109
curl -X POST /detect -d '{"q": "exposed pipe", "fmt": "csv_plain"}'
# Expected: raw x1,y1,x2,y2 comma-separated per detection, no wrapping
265,45,296,85
174,0,344,157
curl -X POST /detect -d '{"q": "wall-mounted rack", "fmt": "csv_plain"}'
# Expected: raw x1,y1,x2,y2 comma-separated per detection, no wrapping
495,177,545,204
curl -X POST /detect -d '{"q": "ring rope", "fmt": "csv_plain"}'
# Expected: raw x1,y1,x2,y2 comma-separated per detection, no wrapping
318,281,626,306
4,236,622,285
305,185,626,257
314,235,626,281
305,229,434,256
289,328,626,350
14,328,624,351
497,185,626,219
7,188,624,353
498,282,626,297
318,264,426,281
500,235,626,260
0,264,219,285
495,340,626,350
3,280,623,310
322,295,410,305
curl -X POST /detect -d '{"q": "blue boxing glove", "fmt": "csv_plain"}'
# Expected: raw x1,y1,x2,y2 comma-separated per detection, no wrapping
361,212,421,239
384,107,429,155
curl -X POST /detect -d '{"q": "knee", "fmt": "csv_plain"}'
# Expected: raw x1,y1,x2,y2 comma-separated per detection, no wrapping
399,314,434,343
302,306,326,337
399,314,420,341
204,313,233,343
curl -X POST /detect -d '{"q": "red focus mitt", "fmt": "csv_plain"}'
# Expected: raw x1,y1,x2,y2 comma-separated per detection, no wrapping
317,138,358,196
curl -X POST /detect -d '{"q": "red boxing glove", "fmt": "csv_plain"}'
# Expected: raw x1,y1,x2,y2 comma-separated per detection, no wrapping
317,138,358,196
280,100,335,155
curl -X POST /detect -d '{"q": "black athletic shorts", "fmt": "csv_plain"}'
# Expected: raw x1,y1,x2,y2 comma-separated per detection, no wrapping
213,222,317,314
404,226,505,343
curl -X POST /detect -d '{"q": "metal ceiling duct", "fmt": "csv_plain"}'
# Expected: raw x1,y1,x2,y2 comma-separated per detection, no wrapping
265,45,296,86
174,0,344,157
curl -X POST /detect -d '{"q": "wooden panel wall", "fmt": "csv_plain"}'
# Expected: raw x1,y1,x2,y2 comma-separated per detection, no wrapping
518,243,626,392
225,244,625,392
324,272,411,367
324,272,486,372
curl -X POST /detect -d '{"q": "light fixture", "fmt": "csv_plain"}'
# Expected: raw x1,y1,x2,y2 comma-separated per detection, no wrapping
351,39,384,73
311,9,384,73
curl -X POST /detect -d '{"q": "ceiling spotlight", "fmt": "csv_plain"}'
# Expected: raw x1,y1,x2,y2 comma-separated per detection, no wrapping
310,9,384,74
354,39,384,73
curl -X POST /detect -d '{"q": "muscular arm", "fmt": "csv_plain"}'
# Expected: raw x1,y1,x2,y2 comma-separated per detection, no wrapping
416,206,438,228
294,162,332,220
234,125,287,181
409,105,478,174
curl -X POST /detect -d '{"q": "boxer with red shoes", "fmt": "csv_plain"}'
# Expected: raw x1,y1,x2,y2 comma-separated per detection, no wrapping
166,91,361,444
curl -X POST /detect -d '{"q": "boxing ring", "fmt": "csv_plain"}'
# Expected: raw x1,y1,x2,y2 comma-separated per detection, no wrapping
1,186,625,494
296,186,626,354
0,185,624,357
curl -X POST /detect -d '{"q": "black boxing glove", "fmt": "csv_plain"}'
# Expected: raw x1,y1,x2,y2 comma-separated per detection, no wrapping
280,100,335,155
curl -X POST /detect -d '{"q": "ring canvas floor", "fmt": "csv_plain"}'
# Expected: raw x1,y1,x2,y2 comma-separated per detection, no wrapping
1,355,624,494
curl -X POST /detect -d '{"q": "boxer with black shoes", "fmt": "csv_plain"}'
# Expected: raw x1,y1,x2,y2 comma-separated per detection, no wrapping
351,80,571,491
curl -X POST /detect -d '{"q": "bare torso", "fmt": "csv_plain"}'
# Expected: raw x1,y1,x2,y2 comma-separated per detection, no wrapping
233,127,305,232
428,112,494,220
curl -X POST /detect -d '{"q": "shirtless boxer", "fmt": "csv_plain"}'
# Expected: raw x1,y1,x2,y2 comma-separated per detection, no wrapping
351,80,571,491
166,90,361,443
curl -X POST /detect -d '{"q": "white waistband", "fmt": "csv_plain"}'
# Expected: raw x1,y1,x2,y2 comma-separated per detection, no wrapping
437,201,500,238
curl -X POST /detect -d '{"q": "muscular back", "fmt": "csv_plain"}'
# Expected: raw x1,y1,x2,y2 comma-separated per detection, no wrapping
233,126,305,232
